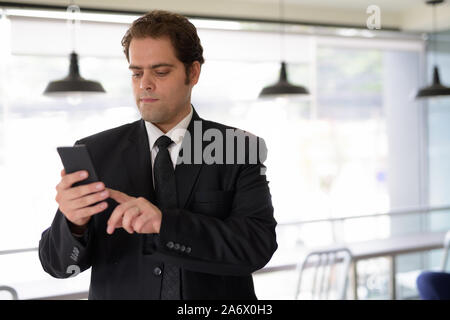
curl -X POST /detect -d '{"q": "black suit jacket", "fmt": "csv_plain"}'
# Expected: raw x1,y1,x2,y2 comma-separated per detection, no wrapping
39,107,278,300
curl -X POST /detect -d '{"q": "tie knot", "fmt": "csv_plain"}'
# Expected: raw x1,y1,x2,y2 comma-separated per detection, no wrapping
155,135,174,150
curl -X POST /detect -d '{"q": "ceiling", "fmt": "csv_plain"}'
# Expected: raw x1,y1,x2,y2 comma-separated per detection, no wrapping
2,0,450,32
246,0,425,12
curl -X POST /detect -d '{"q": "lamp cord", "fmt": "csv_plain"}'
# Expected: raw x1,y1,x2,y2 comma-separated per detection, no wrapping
67,1,80,53
432,2,436,67
279,0,285,62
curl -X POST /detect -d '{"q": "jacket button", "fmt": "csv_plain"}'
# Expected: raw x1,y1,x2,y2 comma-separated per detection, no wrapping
153,267,162,276
166,241,174,249
185,247,191,254
174,243,180,250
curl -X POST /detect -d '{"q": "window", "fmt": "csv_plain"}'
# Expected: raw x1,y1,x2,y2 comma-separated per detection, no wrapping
0,11,433,300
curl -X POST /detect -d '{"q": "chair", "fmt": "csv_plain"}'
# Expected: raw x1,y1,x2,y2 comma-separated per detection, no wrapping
295,247,353,300
416,230,450,300
440,230,450,271
0,286,18,300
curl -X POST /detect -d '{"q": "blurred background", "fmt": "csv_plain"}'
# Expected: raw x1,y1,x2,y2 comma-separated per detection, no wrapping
0,0,450,300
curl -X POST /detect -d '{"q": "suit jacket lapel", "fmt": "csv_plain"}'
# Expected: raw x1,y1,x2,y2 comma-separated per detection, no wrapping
175,107,204,209
123,119,156,201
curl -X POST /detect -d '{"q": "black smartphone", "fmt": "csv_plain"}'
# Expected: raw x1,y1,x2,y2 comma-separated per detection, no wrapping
57,144,99,187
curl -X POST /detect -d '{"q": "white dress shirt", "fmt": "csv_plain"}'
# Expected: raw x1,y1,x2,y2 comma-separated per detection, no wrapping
144,105,193,187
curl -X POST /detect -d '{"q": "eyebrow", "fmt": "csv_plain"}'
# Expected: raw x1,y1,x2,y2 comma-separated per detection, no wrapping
128,63,175,70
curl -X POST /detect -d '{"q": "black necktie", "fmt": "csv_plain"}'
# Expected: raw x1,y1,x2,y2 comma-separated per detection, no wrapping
153,135,181,300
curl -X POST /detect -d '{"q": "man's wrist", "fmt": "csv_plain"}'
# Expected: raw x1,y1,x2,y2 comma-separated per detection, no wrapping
69,221,89,235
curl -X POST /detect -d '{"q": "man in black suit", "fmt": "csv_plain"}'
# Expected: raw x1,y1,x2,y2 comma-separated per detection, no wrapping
39,10,277,300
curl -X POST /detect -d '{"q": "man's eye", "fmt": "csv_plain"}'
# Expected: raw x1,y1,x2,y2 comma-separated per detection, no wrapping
156,71,168,76
132,73,142,78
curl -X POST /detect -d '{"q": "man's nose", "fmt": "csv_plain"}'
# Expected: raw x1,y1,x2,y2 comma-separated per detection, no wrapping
139,74,155,91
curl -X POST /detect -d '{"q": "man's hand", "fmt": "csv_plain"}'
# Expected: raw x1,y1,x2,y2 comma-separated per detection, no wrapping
56,169,109,229
106,188,162,235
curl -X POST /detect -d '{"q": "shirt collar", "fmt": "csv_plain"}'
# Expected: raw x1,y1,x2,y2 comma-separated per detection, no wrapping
144,105,193,150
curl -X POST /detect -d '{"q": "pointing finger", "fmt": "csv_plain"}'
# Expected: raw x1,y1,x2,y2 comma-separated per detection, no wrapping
108,188,133,204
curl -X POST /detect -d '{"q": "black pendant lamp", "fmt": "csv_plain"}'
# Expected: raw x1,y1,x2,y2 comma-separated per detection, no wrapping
417,66,450,97
416,0,450,98
43,3,105,96
43,51,105,94
259,0,309,97
259,61,309,96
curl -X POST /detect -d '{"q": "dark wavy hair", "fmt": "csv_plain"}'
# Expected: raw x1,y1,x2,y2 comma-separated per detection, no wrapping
121,10,204,83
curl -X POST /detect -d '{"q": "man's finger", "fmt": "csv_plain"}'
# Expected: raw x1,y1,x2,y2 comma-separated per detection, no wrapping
132,212,152,234
107,198,138,234
64,182,105,202
108,188,133,204
59,170,89,190
75,201,108,219
121,206,141,234
66,189,109,210
107,207,124,234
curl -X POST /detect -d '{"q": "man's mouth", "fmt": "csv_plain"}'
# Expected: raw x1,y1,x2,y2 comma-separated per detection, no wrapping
140,97,159,103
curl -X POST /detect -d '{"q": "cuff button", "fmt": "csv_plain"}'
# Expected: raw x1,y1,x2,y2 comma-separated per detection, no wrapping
153,267,162,276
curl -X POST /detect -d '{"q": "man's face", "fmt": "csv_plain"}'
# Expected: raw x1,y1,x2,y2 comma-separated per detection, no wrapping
128,36,200,132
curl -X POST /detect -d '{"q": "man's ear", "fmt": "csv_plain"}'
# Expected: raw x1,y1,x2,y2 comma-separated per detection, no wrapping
189,61,201,86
